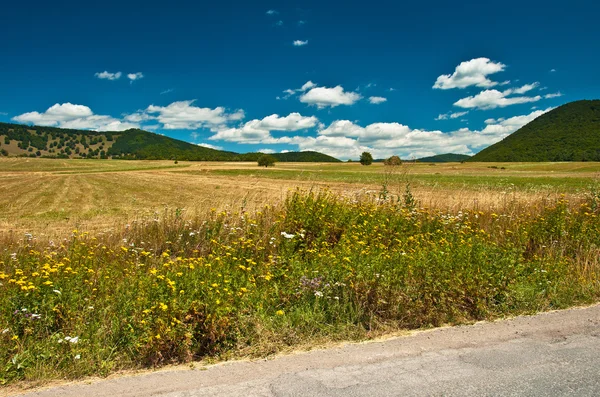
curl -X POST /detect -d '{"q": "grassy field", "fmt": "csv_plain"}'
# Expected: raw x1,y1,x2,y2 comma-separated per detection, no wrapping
1,158,599,237
1,158,600,389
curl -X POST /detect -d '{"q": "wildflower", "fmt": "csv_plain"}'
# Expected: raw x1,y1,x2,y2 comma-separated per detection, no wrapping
74,354,81,360
281,232,295,239
276,310,284,316
314,291,324,298
64,336,79,344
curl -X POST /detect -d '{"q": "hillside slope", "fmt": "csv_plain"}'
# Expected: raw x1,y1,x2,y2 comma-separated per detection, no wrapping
471,100,600,162
0,122,340,162
417,153,471,162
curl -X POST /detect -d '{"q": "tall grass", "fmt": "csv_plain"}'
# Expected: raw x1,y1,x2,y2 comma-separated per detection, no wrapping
1,189,599,385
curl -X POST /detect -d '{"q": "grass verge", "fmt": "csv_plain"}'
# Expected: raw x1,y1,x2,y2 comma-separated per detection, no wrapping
1,188,599,386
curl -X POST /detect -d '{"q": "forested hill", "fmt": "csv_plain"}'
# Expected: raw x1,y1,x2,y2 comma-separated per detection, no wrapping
471,100,600,162
416,153,471,162
0,122,340,162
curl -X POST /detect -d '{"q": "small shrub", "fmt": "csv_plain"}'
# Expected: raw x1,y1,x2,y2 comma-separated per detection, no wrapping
360,152,373,166
257,154,276,167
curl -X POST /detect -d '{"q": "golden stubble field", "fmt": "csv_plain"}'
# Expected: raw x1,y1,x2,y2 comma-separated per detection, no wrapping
1,158,599,238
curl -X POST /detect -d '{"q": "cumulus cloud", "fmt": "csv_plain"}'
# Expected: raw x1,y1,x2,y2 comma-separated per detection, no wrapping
206,105,552,160
95,71,122,80
293,40,308,46
258,148,275,154
433,58,506,90
299,85,362,108
312,109,550,159
479,108,553,136
266,9,278,15
210,112,318,143
369,96,387,104
127,72,144,82
13,103,138,131
435,111,469,121
145,100,244,130
454,87,542,110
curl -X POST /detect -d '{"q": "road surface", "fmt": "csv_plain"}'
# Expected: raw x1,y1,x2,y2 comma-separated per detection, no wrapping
15,304,600,396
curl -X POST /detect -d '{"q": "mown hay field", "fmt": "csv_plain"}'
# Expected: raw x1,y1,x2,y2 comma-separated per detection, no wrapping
2,158,599,238
1,158,600,389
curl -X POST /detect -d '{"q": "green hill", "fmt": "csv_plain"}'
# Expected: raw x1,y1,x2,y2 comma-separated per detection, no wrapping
0,122,340,162
471,100,600,162
239,151,340,163
416,153,471,162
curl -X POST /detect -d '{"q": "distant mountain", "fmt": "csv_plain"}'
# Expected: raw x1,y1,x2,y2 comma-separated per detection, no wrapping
471,100,600,162
0,122,340,162
239,151,341,162
416,153,471,162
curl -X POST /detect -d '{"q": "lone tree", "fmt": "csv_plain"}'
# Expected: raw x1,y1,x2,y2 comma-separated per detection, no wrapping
257,154,276,167
384,155,402,166
359,151,373,166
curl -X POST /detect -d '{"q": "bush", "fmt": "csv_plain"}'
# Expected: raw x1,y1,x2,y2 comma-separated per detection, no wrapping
257,154,276,167
384,155,402,166
359,152,373,166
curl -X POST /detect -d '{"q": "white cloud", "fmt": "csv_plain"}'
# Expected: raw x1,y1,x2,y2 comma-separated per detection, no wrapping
299,85,362,108
368,96,387,104
544,92,563,99
95,71,122,80
280,81,318,100
266,9,278,15
275,20,283,26
258,148,275,154
484,117,504,124
479,108,553,136
293,40,308,46
433,58,506,90
550,68,557,72
145,100,244,130
206,106,554,160
197,143,223,150
210,113,318,144
503,82,539,95
13,103,138,131
127,72,144,82
311,109,551,159
160,88,174,95
298,20,305,26
454,89,542,110
435,111,469,120
123,111,156,123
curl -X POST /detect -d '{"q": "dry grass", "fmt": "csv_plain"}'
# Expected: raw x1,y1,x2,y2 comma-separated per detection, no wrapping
1,158,598,239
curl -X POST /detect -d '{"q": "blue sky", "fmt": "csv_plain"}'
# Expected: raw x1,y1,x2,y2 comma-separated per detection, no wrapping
1,0,598,159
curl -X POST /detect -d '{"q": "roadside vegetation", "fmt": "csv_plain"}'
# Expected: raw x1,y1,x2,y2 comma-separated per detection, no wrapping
1,182,600,386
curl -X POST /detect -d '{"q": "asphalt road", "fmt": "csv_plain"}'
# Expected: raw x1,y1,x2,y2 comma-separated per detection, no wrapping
16,304,600,397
